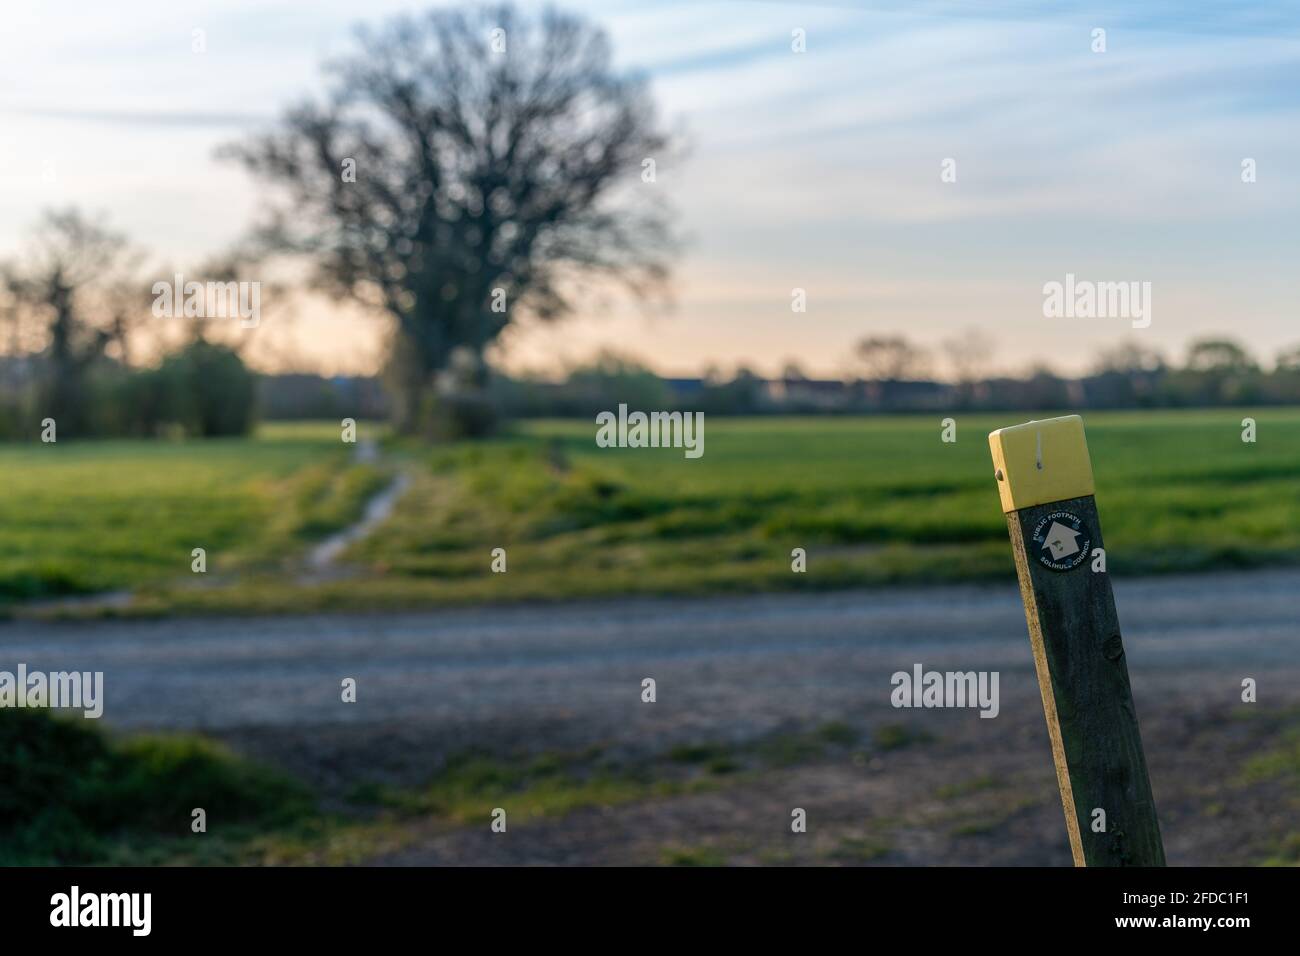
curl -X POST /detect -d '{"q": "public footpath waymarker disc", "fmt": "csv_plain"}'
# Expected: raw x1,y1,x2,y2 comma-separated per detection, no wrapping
1030,510,1091,572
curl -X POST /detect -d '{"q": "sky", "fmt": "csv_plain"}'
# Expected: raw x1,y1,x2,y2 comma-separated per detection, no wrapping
2,0,1300,379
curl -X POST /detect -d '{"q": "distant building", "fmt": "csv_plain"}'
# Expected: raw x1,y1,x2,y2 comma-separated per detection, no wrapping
765,377,853,409
663,377,706,401
857,379,953,410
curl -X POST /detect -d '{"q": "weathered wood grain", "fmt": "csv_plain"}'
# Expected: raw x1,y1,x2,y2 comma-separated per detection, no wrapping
1007,493,1165,867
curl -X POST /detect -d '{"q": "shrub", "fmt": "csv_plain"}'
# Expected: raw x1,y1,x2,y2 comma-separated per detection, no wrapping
158,341,258,437
0,709,312,864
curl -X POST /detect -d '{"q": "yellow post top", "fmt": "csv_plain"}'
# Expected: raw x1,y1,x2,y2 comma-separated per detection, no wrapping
988,415,1095,513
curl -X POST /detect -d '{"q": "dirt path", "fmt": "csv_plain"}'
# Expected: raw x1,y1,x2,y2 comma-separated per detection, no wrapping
303,471,412,578
367,697,1297,866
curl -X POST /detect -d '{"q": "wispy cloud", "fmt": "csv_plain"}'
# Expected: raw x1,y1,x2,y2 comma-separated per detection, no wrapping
2,0,1299,376
3,107,273,127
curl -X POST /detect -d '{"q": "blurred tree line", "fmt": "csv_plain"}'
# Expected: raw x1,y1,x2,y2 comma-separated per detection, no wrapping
491,336,1300,419
0,210,256,440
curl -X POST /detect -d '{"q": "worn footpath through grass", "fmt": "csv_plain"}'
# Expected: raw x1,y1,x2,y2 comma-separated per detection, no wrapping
6,409,1300,616
115,408,1300,615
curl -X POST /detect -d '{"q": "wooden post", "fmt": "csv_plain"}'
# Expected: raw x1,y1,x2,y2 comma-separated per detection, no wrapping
989,415,1165,867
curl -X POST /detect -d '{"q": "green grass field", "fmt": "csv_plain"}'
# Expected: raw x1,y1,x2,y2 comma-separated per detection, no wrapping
0,422,388,606
339,408,1300,603
3,410,1298,615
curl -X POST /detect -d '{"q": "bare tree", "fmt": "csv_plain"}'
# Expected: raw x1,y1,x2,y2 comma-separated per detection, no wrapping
0,209,146,432
940,327,995,407
0,280,25,401
854,335,930,381
1184,338,1257,374
780,360,809,382
1276,344,1300,374
942,328,995,385
1091,340,1165,374
222,4,678,433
